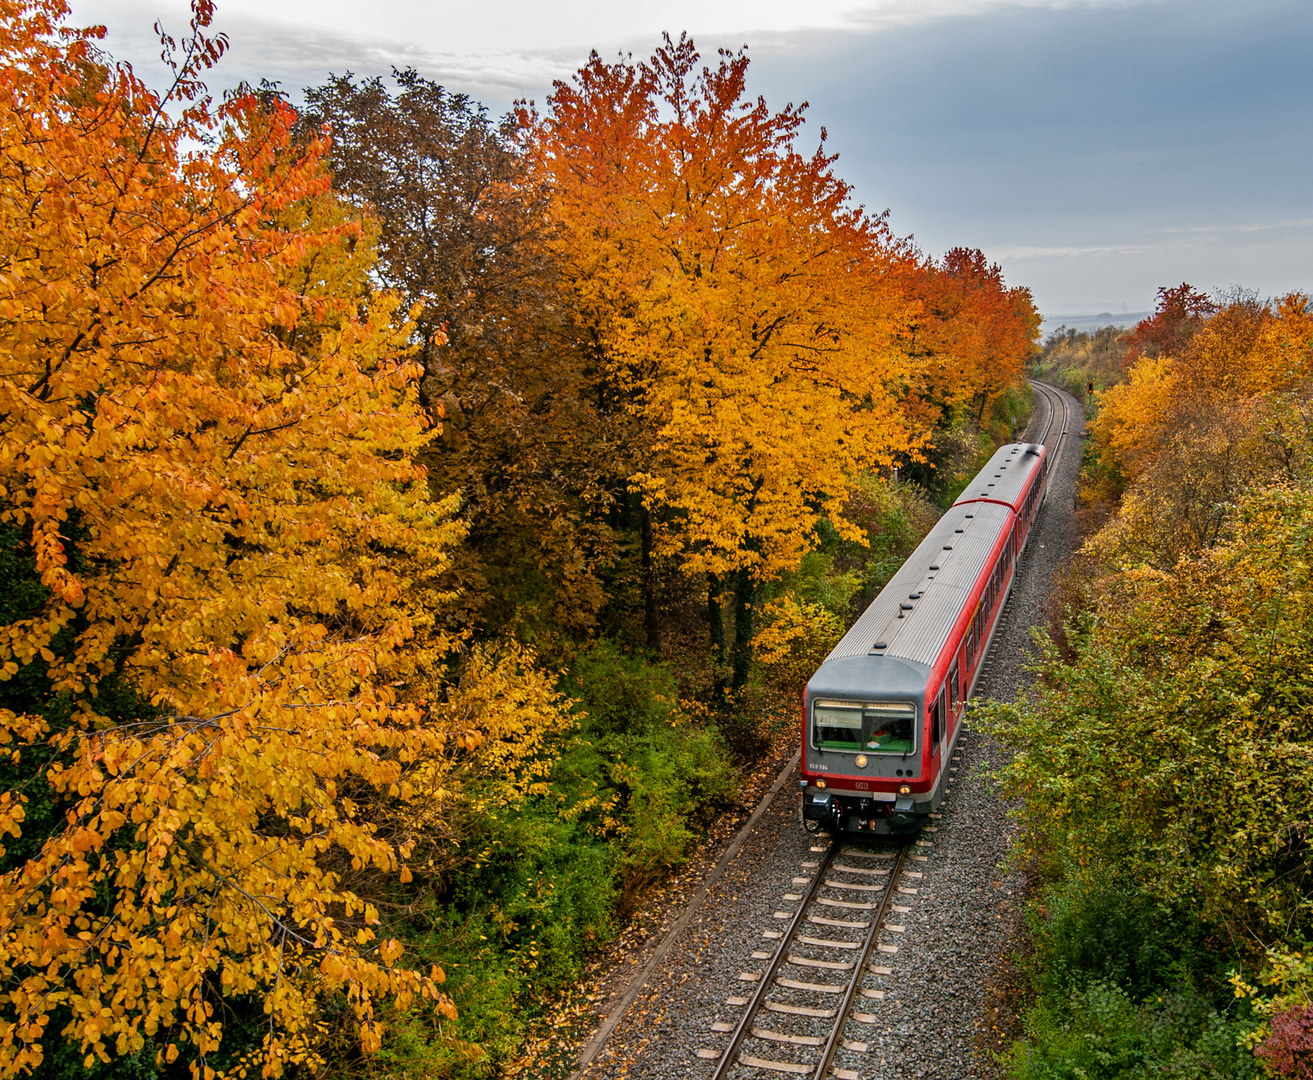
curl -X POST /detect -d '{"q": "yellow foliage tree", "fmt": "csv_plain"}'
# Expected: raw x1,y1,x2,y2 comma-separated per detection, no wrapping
752,596,844,692
0,1,482,1073
1088,291,1313,568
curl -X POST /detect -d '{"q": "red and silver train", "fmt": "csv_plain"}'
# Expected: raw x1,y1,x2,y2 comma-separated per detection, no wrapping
800,441,1048,834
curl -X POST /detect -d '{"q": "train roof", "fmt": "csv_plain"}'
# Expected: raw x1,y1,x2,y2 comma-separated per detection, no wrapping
951,442,1044,511
816,499,1013,673
806,652,930,702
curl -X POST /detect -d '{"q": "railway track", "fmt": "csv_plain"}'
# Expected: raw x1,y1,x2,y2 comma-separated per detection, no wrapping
573,382,1075,1080
1029,379,1072,475
694,822,940,1078
975,378,1075,694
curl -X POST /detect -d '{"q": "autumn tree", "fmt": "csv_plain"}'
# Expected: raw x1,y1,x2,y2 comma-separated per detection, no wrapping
981,483,1313,1076
304,70,624,649
1088,291,1313,567
884,246,1039,499
528,36,922,687
898,247,1039,429
1124,281,1216,367
0,1,536,1072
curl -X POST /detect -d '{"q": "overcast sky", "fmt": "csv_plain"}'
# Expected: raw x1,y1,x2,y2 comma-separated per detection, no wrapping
71,0,1312,321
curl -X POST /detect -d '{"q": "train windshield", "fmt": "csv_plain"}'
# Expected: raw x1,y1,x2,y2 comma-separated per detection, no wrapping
812,701,916,755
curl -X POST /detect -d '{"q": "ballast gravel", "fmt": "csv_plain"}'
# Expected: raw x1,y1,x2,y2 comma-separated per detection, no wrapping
575,388,1085,1080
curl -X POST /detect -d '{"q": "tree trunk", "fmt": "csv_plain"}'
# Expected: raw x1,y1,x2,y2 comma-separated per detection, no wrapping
641,504,660,655
708,573,726,700
731,566,754,692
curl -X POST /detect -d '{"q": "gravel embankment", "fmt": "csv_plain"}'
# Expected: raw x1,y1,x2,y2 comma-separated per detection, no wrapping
574,389,1086,1080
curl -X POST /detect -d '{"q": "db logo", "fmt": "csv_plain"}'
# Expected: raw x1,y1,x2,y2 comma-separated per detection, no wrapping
855,782,870,790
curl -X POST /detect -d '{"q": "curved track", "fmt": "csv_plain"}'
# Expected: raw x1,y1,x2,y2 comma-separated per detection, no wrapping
1029,378,1072,476
569,380,1082,1080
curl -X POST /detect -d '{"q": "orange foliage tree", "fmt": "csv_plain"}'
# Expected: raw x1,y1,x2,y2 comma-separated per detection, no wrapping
0,1,474,1073
526,35,922,685
896,246,1040,432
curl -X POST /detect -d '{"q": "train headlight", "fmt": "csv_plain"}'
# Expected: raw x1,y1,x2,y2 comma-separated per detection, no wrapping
815,779,827,790
855,755,868,768
898,784,912,797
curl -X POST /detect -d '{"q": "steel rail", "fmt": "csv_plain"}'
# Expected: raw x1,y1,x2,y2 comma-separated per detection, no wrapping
1033,379,1057,447
811,842,912,1080
709,839,840,1080
1030,378,1071,458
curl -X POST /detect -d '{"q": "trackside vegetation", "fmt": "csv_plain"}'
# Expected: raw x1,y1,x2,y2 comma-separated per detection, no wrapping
982,288,1313,1079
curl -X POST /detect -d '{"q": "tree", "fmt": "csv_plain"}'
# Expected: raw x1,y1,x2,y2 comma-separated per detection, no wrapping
528,35,921,686
899,248,1039,426
1124,282,1216,367
1088,292,1313,567
304,70,623,649
983,481,1313,987
0,2,477,1072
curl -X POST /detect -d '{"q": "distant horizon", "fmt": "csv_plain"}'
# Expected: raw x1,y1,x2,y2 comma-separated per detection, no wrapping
1037,310,1152,338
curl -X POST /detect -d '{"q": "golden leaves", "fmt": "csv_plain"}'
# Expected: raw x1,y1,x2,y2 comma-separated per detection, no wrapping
0,2,467,1074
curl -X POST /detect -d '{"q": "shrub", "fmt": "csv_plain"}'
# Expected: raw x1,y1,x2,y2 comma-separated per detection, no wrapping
562,639,683,736
1258,1006,1313,1079
1001,868,1260,1080
1006,981,1259,1080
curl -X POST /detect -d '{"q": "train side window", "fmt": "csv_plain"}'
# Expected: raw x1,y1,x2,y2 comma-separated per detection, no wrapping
948,659,958,709
929,698,940,755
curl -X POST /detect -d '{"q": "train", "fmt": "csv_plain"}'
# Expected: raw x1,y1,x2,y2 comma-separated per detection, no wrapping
800,440,1049,834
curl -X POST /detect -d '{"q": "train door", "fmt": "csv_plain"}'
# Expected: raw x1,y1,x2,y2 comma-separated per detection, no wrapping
929,695,940,758
936,687,949,757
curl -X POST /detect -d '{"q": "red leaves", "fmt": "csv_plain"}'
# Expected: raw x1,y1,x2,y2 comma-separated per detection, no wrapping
1259,1005,1313,1078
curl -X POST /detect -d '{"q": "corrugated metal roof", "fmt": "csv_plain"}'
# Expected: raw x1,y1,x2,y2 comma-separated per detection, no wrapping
822,502,1011,668
952,442,1043,511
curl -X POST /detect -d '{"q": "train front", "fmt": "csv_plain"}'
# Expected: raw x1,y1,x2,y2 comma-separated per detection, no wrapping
800,654,932,835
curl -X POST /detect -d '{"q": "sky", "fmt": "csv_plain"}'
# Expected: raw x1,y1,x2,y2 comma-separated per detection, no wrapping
71,0,1312,323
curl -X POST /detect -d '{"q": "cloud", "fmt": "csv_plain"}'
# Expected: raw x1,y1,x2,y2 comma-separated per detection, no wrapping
838,0,1142,31
1162,218,1313,238
75,0,1150,106
994,244,1154,260
71,0,1310,313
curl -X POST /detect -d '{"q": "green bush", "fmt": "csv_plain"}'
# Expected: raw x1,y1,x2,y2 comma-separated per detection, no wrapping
1029,869,1212,1004
988,380,1038,445
372,641,738,1076
1002,870,1260,1080
1006,981,1259,1080
561,638,683,736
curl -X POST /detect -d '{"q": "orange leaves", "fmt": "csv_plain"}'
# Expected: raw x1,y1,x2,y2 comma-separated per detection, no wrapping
1087,290,1313,569
532,35,919,581
890,246,1039,433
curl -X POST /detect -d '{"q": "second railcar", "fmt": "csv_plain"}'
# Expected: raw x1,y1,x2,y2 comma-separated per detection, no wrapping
800,442,1047,834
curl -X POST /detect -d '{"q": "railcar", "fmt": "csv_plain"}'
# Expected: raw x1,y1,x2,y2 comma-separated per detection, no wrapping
800,442,1048,834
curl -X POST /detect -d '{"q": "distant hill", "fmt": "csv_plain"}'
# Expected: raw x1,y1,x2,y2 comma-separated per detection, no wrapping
1039,311,1151,338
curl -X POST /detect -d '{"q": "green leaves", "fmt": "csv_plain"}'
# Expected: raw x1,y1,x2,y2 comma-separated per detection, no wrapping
983,483,1313,952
